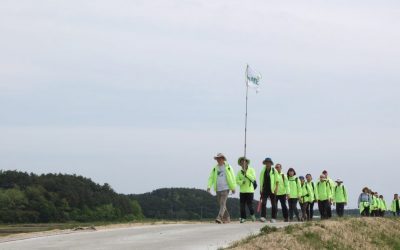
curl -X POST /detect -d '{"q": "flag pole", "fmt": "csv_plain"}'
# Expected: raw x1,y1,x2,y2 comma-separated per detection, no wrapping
244,64,249,166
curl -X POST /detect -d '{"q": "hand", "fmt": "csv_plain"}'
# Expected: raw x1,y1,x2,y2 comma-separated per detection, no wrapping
232,189,236,194
207,188,211,193
286,195,289,200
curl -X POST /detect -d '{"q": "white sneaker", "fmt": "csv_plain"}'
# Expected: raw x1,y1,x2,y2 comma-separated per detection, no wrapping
260,217,266,222
270,219,276,223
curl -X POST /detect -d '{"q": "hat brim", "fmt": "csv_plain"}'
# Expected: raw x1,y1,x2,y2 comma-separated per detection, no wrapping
238,157,250,165
214,156,226,160
263,160,273,165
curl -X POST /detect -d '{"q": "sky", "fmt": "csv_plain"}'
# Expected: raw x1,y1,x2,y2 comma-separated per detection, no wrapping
1,0,399,208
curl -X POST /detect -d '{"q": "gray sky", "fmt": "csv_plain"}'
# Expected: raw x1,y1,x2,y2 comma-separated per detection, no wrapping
1,0,399,208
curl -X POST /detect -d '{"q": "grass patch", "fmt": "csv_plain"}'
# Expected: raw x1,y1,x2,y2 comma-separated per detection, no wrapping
260,225,277,234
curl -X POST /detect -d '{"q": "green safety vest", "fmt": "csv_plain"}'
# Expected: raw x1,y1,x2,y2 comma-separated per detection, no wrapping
300,182,312,203
276,172,290,196
207,162,236,192
315,180,332,201
334,184,348,203
288,176,302,198
391,199,400,212
306,181,316,202
236,166,256,193
259,167,278,193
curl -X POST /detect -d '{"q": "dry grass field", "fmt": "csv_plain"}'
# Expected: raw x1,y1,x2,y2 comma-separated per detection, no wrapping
226,217,400,250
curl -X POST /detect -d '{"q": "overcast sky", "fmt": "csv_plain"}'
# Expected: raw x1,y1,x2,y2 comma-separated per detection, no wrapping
1,0,399,208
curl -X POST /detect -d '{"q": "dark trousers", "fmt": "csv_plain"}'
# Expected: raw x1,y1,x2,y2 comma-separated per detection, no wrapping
327,201,332,218
300,202,309,221
361,206,370,217
240,193,254,219
276,195,289,220
318,200,330,219
288,198,300,221
393,210,400,216
261,192,277,219
308,201,315,220
336,203,345,217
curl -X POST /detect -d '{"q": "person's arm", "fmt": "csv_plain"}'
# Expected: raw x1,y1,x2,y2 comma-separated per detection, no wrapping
314,183,319,201
207,168,215,192
344,186,348,204
297,179,302,199
228,166,236,194
284,175,290,196
274,172,279,194
327,183,332,203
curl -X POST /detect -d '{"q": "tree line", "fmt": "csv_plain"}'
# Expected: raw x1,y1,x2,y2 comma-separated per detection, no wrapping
0,170,143,223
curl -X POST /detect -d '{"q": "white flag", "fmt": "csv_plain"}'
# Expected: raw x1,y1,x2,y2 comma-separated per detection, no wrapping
246,65,262,92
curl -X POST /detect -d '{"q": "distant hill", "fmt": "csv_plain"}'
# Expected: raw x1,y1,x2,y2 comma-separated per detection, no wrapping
0,170,143,223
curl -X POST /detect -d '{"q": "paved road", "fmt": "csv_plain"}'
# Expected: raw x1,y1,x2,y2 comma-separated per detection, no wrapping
0,222,289,250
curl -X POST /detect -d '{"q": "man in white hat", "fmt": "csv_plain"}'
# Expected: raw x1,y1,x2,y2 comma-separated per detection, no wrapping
333,178,348,217
207,153,236,223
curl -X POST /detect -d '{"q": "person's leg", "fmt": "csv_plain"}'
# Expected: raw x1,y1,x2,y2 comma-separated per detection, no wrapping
300,202,307,221
261,193,267,219
309,202,314,220
305,202,310,221
338,203,344,217
288,198,295,220
318,201,324,219
270,193,278,219
279,195,289,221
327,201,332,218
218,190,230,223
246,193,255,217
240,193,246,219
293,198,300,220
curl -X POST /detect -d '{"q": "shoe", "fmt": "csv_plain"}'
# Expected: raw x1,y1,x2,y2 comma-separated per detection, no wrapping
260,217,266,222
240,218,246,223
270,219,276,223
251,215,256,222
215,218,222,224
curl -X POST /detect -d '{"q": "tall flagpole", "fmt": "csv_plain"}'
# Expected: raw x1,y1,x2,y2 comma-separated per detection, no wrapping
244,64,249,165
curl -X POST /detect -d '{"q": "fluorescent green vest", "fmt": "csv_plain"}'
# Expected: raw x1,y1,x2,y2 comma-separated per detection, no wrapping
236,166,256,193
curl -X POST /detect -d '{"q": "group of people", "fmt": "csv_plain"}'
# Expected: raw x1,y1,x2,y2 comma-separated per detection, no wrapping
358,188,400,217
207,153,348,224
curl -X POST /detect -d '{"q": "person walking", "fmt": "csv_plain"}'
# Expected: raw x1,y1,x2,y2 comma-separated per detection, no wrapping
236,157,256,223
333,179,348,217
305,174,316,220
299,176,310,221
207,153,236,224
315,174,332,220
379,195,387,217
391,194,400,216
287,168,301,221
259,157,279,223
370,191,379,217
275,164,289,222
322,170,335,218
358,187,371,217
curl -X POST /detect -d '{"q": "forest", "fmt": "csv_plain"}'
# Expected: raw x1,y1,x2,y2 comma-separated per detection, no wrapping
0,170,143,223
